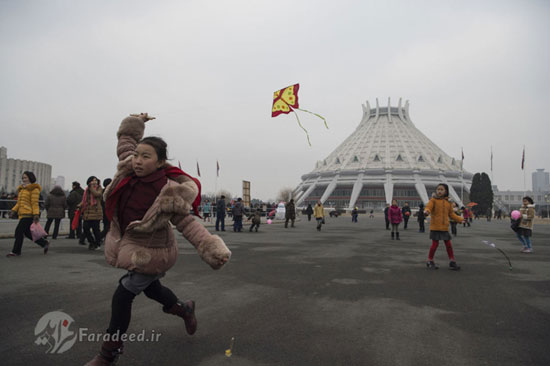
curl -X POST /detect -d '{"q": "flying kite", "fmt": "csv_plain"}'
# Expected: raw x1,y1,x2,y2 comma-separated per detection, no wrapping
272,83,328,146
481,240,512,270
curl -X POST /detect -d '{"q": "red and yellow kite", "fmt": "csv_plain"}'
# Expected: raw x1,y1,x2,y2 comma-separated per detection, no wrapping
272,83,328,146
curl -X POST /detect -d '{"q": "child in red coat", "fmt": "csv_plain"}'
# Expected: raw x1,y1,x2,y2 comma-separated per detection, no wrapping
387,199,403,240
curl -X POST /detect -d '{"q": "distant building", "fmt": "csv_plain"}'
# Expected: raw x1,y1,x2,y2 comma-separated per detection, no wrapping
532,169,550,192
493,184,550,215
294,99,472,210
51,176,65,190
0,146,52,193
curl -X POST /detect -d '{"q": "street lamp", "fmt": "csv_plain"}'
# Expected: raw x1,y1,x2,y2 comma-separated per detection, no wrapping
545,194,550,219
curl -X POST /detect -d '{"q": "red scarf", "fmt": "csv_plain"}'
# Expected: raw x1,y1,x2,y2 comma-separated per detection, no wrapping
80,187,98,212
105,166,201,221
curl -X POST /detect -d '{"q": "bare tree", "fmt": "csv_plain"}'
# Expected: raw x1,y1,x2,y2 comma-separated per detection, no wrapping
275,187,295,203
216,189,233,201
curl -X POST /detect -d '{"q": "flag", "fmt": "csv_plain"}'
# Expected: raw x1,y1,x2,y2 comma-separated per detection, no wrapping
196,161,201,177
178,160,182,169
521,147,525,170
461,148,464,161
216,160,220,177
490,147,493,172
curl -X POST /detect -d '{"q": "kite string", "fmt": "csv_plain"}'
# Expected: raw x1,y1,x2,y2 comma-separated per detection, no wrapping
496,248,513,269
295,108,329,129
292,110,311,147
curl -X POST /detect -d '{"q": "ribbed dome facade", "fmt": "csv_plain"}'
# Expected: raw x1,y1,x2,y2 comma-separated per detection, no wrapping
295,98,472,210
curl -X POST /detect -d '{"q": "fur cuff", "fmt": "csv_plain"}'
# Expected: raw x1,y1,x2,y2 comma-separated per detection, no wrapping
117,116,145,141
197,235,231,270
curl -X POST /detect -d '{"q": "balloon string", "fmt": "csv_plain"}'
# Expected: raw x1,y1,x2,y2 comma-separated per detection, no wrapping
295,108,329,129
293,110,311,146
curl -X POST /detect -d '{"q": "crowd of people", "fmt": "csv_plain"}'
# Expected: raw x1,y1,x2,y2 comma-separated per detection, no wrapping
0,113,540,365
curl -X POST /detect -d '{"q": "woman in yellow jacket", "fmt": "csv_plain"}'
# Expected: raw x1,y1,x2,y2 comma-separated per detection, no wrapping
314,200,325,231
424,183,463,270
7,171,49,257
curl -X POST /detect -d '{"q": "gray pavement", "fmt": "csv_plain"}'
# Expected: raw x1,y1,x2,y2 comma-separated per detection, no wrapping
1,216,549,366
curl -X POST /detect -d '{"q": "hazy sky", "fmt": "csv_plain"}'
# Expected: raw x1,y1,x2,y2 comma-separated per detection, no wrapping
1,0,549,200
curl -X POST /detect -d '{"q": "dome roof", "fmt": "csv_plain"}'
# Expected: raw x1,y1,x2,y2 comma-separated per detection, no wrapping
309,98,462,175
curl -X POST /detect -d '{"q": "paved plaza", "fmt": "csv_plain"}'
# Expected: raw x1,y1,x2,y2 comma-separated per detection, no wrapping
1,216,549,366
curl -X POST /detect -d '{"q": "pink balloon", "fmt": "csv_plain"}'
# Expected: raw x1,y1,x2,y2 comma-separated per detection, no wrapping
267,219,272,224
511,210,521,220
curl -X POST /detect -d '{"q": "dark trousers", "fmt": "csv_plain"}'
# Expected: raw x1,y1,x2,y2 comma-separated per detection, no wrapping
107,280,177,336
233,215,243,232
418,220,425,232
285,218,295,227
11,217,48,255
44,218,61,239
249,222,260,231
403,216,409,229
82,220,101,245
385,219,390,230
352,214,358,223
216,215,225,231
450,222,457,236
307,214,312,221
316,218,324,230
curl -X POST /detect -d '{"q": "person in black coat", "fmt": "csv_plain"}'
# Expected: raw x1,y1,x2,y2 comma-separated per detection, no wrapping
384,204,390,230
215,195,226,231
305,204,313,221
66,181,84,239
417,203,426,233
401,202,411,229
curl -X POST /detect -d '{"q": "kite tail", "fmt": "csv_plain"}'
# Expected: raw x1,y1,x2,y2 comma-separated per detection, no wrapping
496,248,513,270
295,108,329,129
293,111,311,146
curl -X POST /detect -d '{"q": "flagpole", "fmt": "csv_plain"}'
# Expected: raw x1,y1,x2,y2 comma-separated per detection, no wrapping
215,160,219,205
461,147,464,204
490,146,493,183
521,145,527,197
523,145,526,196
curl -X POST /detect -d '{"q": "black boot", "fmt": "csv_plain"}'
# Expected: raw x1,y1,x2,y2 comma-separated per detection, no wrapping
163,300,197,335
426,261,439,270
396,232,400,240
84,340,124,366
391,232,394,240
449,261,461,271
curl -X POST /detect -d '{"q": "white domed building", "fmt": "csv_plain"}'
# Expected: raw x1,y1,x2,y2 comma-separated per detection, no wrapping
294,98,472,210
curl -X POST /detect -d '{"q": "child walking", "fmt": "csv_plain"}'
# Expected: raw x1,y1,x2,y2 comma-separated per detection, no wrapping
417,203,425,233
248,207,262,232
424,183,464,270
449,201,460,236
516,196,535,253
85,114,231,366
388,199,402,240
351,207,359,223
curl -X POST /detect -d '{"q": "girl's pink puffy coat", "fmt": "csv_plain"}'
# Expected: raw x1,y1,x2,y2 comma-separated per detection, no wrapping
103,115,231,275
387,205,403,224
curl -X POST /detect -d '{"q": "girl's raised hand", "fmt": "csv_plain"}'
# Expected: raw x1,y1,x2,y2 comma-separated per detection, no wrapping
130,113,156,122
